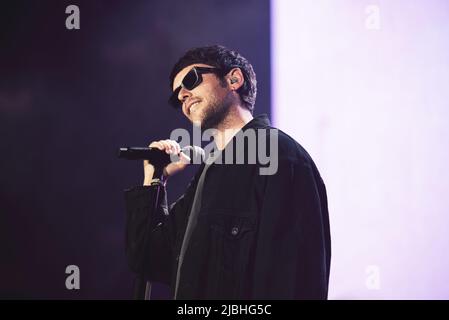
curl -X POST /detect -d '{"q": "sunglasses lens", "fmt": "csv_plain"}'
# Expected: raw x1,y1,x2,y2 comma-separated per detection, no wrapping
168,67,209,108
182,69,200,90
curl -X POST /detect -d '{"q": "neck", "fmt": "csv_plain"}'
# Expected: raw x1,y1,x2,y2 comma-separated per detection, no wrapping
213,104,253,150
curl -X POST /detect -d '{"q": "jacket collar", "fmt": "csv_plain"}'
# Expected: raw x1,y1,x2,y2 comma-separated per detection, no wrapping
203,114,272,166
240,113,271,131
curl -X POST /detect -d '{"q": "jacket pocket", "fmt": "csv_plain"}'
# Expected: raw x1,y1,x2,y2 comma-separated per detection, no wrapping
206,211,257,299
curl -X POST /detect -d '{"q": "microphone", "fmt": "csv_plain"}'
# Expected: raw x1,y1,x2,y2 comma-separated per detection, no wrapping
118,145,205,166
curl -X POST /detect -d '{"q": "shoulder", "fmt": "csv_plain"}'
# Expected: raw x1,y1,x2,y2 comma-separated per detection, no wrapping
260,127,326,189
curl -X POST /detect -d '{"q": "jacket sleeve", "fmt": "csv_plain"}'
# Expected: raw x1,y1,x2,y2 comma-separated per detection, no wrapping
124,175,199,284
252,158,331,299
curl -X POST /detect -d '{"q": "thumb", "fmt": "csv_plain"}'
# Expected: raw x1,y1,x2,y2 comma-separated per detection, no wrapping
178,151,191,164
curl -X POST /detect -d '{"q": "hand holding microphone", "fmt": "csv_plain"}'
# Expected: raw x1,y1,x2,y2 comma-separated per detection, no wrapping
143,140,191,185
118,139,205,185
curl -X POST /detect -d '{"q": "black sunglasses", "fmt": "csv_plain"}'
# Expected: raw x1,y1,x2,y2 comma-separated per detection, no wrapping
169,67,222,109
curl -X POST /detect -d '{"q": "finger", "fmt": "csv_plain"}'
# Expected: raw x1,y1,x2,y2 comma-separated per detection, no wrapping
162,140,173,153
149,141,164,150
173,141,181,155
164,139,178,154
178,151,191,164
158,140,171,153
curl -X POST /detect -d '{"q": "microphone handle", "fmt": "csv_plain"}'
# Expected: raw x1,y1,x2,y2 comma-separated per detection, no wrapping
118,147,171,175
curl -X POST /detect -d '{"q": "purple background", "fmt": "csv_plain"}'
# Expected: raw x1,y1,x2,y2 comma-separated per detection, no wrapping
0,0,270,299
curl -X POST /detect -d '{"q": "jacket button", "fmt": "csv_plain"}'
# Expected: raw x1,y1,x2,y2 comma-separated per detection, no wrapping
231,226,239,236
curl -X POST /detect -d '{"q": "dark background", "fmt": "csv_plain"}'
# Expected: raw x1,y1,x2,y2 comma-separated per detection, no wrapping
0,0,270,298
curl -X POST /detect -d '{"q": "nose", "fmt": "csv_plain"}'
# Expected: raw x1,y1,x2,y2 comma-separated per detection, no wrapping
178,87,192,106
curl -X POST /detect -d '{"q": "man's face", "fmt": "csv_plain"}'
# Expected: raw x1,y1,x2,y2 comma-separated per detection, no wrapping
172,63,233,130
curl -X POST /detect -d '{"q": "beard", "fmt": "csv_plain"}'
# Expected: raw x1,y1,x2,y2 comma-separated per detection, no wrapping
197,93,233,131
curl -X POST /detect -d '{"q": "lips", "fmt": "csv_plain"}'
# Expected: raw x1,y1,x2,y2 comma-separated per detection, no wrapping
186,99,201,114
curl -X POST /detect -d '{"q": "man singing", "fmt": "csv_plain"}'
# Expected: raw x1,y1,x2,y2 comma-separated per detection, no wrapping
124,45,331,299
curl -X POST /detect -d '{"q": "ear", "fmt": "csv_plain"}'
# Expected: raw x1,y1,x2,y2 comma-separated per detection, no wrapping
226,68,244,91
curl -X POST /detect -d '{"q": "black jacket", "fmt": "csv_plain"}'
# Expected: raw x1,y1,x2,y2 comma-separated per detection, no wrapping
124,114,331,299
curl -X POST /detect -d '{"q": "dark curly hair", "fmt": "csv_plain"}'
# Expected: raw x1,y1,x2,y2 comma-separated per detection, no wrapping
169,45,257,114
